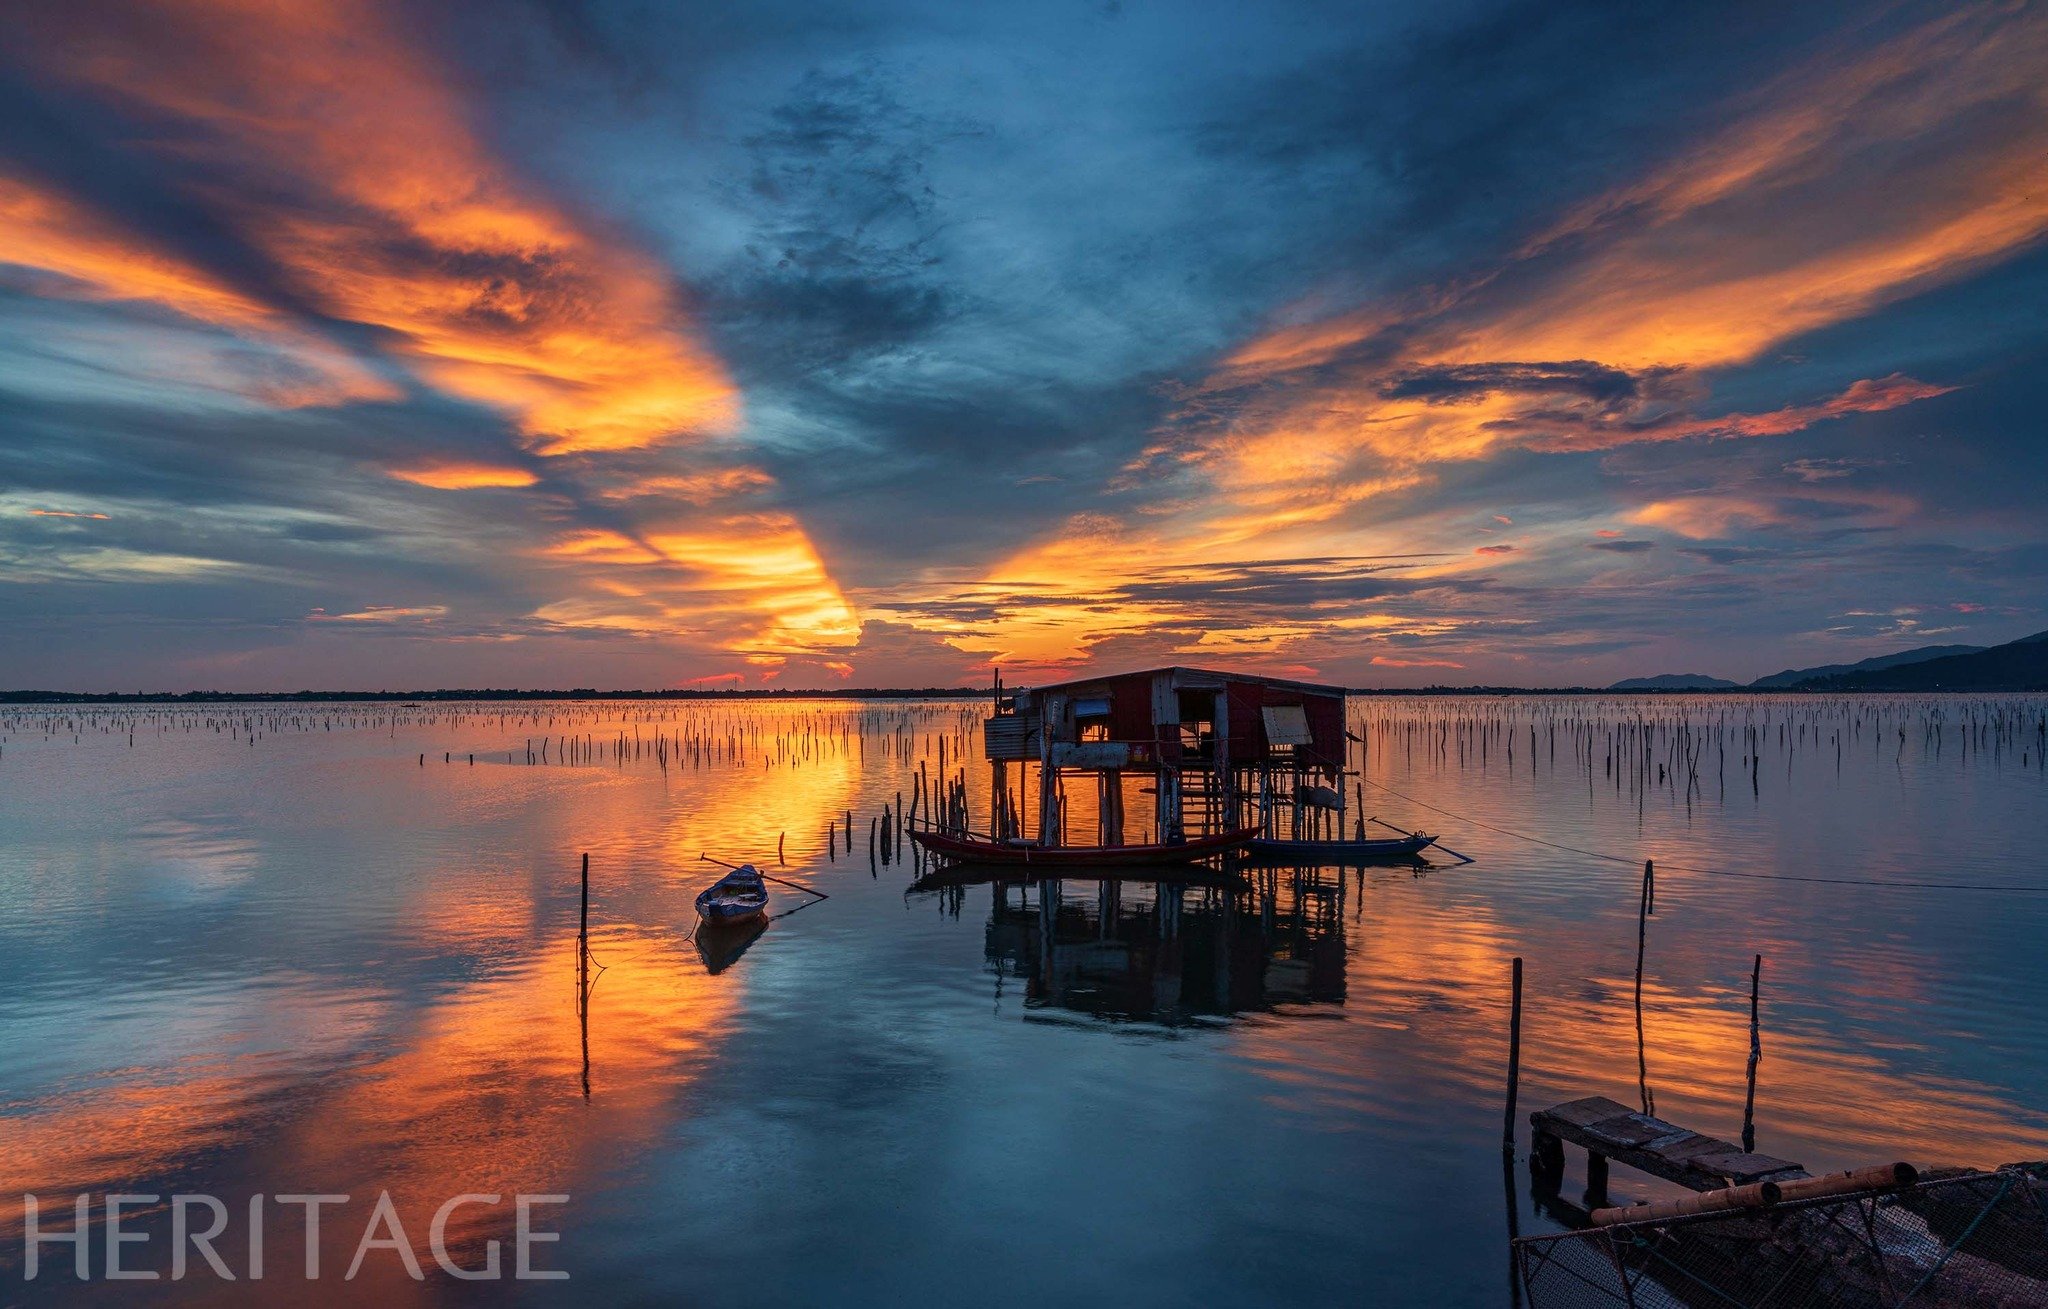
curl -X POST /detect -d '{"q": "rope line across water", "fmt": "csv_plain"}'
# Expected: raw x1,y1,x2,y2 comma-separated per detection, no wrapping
1357,776,2048,895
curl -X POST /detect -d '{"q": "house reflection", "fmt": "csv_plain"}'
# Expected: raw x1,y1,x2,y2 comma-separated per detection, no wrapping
916,865,1353,1025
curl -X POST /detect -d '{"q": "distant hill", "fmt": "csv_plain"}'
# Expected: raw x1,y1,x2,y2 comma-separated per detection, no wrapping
1609,673,1742,691
1749,643,1983,688
1790,630,2048,691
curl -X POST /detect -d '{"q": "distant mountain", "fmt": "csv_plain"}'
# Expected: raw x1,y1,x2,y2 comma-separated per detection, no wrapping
1749,643,1984,688
1609,673,1742,691
1789,630,2048,691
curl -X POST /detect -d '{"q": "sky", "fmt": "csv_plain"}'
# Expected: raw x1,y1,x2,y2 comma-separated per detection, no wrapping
2,0,2045,691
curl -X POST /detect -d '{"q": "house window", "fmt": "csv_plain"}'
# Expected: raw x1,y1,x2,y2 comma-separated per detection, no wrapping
1262,704,1311,759
1074,695,1112,743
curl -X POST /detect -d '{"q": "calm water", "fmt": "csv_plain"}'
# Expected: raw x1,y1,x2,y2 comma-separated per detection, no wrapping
3,695,2045,1305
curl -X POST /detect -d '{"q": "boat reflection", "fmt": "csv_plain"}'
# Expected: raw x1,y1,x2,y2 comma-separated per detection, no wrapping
914,863,1364,1026
693,916,770,974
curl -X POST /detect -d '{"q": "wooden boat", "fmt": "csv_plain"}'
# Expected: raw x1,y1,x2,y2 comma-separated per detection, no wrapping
1247,832,1437,861
908,825,1261,867
694,864,769,925
909,862,1250,893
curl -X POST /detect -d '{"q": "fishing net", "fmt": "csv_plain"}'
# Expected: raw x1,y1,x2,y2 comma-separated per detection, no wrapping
1513,1164,2048,1308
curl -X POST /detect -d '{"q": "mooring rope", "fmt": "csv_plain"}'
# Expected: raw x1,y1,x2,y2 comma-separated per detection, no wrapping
1357,775,2048,894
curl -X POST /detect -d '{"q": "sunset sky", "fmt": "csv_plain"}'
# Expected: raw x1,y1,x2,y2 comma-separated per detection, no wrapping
3,0,2045,690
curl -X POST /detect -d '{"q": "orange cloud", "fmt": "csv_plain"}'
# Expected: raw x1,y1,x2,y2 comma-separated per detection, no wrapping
1132,4,2039,541
309,604,449,623
911,5,2045,682
1484,8,2048,373
679,672,746,687
540,529,665,566
532,514,859,654
591,469,778,505
29,0,736,455
386,462,539,490
925,8,2043,677
0,173,396,408
27,508,111,520
1630,484,1916,540
1370,655,1465,669
8,0,861,659
1631,497,1786,540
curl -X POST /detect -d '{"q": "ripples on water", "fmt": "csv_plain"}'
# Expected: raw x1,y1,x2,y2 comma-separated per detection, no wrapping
1,695,2044,1305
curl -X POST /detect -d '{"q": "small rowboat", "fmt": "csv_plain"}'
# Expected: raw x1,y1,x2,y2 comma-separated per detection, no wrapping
1247,832,1437,861
908,825,1261,867
695,864,769,925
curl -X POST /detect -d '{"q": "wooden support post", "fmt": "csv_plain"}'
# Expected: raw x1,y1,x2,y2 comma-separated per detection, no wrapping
1504,956,1524,1155
991,759,1008,840
1530,1130,1564,1195
1586,1152,1609,1208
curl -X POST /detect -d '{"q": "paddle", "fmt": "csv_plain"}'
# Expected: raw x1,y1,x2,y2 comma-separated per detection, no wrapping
700,853,829,899
1368,818,1474,865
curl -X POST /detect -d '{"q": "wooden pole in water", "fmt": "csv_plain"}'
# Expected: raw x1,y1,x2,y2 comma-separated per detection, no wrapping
1503,955,1523,1155
1634,859,1654,1116
578,851,590,1098
1742,953,1762,1153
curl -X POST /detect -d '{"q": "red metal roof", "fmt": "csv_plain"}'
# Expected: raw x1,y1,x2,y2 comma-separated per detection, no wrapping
1020,665,1346,698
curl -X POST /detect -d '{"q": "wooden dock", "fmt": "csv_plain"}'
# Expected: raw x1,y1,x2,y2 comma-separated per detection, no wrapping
1530,1095,1806,1203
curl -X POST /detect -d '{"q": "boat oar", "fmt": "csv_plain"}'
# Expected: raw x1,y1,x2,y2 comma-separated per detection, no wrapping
762,872,827,899
1369,818,1475,865
701,853,828,899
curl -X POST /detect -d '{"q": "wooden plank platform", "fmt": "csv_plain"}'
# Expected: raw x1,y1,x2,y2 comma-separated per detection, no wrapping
1531,1096,1806,1192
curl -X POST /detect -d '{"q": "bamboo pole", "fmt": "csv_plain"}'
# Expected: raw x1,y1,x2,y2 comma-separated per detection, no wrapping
1634,859,1654,1116
1742,954,1763,1152
578,851,591,1099
1589,1163,1916,1227
1503,956,1523,1155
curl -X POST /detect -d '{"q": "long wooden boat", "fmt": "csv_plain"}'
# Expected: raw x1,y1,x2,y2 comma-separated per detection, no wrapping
909,825,1261,867
694,864,769,925
909,862,1250,893
1247,832,1437,861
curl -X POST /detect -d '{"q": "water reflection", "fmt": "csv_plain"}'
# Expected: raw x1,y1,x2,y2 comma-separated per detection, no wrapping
910,864,1376,1027
1,696,2043,1305
693,919,769,975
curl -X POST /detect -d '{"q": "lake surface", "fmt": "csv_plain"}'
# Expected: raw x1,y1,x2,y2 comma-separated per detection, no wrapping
3,695,2045,1305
